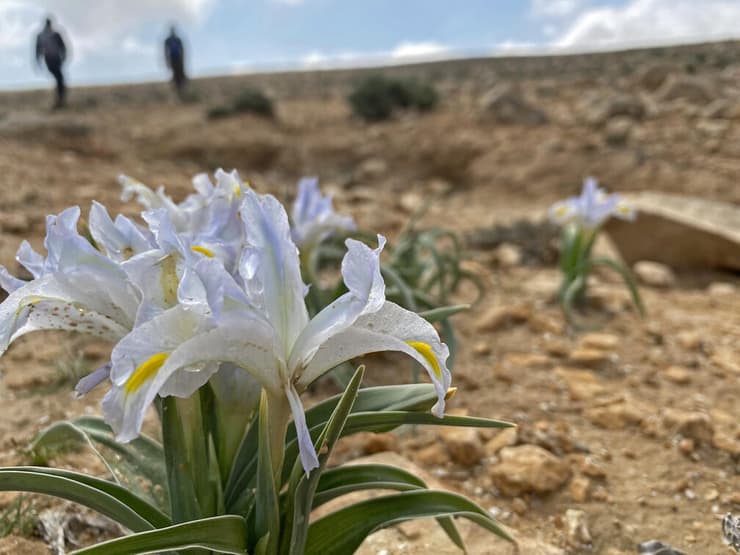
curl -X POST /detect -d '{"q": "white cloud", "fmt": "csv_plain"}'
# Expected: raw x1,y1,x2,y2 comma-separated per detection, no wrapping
272,0,304,4
556,0,740,48
531,0,585,18
0,0,213,60
389,41,449,60
300,50,328,68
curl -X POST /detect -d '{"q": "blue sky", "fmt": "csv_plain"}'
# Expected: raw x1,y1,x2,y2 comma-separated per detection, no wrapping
3,0,740,89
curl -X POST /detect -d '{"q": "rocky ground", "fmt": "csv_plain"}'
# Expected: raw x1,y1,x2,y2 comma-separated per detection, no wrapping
0,41,738,554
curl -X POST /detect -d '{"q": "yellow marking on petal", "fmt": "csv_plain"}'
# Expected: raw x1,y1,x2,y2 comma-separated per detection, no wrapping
233,185,242,197
160,255,179,306
616,204,632,215
406,341,442,380
445,387,457,400
125,352,169,394
191,245,215,258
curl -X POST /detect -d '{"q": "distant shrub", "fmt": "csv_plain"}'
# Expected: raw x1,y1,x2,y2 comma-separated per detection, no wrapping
207,87,274,120
232,88,274,117
207,105,235,119
348,76,438,121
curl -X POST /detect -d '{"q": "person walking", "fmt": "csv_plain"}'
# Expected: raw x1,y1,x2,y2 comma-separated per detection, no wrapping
35,17,68,109
164,26,187,98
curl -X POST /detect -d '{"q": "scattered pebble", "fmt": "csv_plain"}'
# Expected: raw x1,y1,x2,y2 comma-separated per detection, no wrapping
634,261,676,288
565,508,592,547
490,445,571,496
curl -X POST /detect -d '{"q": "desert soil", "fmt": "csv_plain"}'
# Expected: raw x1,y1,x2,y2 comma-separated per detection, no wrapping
0,43,738,554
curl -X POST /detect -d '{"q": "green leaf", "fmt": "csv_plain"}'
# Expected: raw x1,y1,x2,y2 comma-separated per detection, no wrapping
161,397,202,523
418,304,469,323
381,265,418,312
283,367,364,555
69,515,247,555
305,490,512,555
224,384,442,513
9,467,170,528
0,469,158,532
281,412,512,486
312,464,465,550
312,464,425,507
589,256,645,316
255,391,280,555
29,416,166,508
561,274,586,324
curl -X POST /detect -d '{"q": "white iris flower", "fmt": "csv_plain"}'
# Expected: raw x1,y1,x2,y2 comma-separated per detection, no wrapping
549,177,635,229
291,177,356,250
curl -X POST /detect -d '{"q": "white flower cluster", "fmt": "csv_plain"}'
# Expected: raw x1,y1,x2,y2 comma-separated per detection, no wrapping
0,170,450,474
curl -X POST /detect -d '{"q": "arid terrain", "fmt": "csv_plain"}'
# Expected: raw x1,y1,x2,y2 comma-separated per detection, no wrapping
0,40,738,554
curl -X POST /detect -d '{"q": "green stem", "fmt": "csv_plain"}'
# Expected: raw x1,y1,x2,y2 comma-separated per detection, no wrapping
265,392,291,480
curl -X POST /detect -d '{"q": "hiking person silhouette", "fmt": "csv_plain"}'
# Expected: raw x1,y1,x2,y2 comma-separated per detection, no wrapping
164,26,187,98
35,17,68,109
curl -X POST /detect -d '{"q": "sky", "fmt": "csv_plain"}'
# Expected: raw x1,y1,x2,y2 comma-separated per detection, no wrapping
3,0,740,89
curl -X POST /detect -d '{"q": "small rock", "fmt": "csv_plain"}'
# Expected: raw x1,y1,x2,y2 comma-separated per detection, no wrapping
707,282,737,296
0,212,30,233
510,497,527,515
359,432,399,455
591,485,610,502
678,437,696,455
568,348,612,368
661,409,714,444
580,456,607,479
657,74,714,105
634,260,676,288
554,367,607,401
635,64,672,91
355,157,388,181
494,242,522,267
399,191,424,213
490,445,571,496
475,304,530,332
710,349,740,375
585,399,647,430
569,475,591,502
637,539,687,555
713,432,740,455
473,342,491,356
662,366,691,385
500,352,551,370
676,330,702,351
544,337,570,357
439,426,483,466
529,313,565,335
604,116,633,145
479,83,548,126
565,509,592,548
578,333,620,352
415,443,448,466
484,427,518,456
